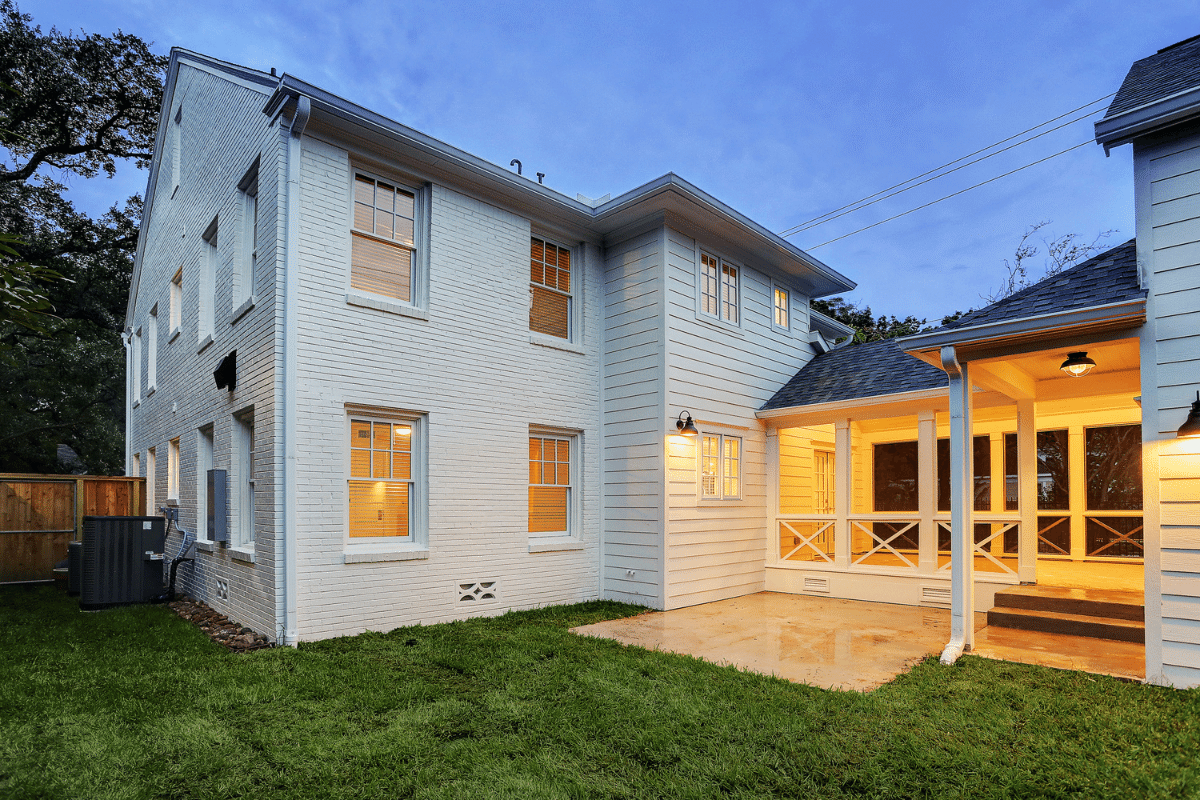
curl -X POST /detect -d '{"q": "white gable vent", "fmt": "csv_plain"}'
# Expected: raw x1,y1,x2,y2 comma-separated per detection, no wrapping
920,586,952,607
457,580,499,604
803,576,830,594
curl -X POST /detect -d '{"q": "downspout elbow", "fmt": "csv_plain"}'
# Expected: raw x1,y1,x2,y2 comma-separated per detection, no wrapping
940,640,965,666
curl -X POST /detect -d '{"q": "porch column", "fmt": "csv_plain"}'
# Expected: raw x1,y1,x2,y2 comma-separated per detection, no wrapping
917,410,937,573
834,418,851,569
940,346,975,662
1017,399,1037,582
1069,425,1086,561
766,427,779,564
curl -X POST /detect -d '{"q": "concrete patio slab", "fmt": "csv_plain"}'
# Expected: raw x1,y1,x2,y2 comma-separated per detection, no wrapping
572,592,986,691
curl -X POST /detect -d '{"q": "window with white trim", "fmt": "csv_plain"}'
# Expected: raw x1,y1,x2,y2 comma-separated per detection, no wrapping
773,285,790,331
530,237,573,340
132,327,142,402
234,409,255,547
699,251,739,324
167,437,180,502
348,414,423,539
146,446,156,514
529,432,575,537
169,268,182,336
814,450,834,514
147,305,158,392
351,172,418,303
200,218,217,341
196,424,213,541
701,433,741,499
237,160,259,307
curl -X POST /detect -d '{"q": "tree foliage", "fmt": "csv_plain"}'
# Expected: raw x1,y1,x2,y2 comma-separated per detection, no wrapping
0,2,166,474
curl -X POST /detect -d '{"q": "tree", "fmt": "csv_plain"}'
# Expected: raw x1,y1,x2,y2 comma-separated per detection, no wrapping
811,297,930,344
984,221,1114,303
0,2,166,474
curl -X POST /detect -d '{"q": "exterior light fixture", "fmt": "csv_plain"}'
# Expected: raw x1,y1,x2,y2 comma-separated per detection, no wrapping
1059,351,1096,377
675,411,699,437
1179,391,1200,438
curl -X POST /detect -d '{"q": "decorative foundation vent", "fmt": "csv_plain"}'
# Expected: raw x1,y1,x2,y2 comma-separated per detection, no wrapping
803,576,830,594
921,586,952,607
458,580,499,604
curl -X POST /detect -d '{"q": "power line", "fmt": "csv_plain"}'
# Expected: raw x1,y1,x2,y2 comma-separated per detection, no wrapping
806,140,1093,250
778,92,1115,239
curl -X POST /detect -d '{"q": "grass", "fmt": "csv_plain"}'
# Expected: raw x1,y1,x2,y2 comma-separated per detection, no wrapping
1,586,1198,799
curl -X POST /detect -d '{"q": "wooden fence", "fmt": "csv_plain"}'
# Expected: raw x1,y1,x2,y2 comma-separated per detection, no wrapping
0,474,146,583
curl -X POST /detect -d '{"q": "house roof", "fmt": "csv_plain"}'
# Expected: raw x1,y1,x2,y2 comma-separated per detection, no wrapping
937,239,1141,331
760,239,1144,413
760,338,948,411
1104,35,1200,118
1095,35,1200,149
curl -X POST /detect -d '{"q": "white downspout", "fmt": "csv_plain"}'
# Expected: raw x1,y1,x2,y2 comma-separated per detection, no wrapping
281,94,310,646
940,345,975,665
123,328,133,475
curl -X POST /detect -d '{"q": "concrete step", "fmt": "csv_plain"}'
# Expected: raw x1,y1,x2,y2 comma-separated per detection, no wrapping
992,585,1144,621
986,606,1145,643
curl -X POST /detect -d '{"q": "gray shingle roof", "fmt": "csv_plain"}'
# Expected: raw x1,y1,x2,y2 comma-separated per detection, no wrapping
1104,35,1200,118
761,339,948,411
938,239,1141,331
762,239,1144,413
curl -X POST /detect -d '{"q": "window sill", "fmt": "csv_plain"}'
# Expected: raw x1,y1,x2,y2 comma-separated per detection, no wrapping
169,328,181,343
529,333,584,354
697,497,745,506
694,312,744,336
230,545,256,564
528,537,585,553
197,333,214,354
346,291,428,320
146,385,156,397
196,538,215,554
231,295,256,324
343,544,429,564
132,398,141,409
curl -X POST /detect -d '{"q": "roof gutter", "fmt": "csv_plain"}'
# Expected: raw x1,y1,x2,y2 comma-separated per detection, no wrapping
755,386,948,421
1094,85,1200,153
280,93,311,647
897,298,1145,354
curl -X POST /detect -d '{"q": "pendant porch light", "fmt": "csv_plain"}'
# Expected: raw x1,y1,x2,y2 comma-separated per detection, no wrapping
1059,351,1096,377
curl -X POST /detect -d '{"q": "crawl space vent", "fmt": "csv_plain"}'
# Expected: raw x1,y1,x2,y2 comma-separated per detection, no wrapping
803,576,830,594
458,580,498,604
920,586,952,607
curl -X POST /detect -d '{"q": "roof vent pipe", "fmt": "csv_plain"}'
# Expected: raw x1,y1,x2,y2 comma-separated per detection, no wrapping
509,159,522,175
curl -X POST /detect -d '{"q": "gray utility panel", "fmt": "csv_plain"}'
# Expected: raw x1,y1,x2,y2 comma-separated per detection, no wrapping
80,516,166,610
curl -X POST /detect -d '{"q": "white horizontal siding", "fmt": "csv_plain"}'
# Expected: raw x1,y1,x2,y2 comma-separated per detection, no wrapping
602,230,665,608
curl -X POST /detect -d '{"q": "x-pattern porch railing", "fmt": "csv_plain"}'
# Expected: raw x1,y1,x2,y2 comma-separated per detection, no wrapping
1086,516,1144,558
937,518,1019,576
850,519,918,569
1038,517,1070,556
779,519,835,563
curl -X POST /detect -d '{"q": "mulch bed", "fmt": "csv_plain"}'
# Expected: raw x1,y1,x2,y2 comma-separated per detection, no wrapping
167,595,274,653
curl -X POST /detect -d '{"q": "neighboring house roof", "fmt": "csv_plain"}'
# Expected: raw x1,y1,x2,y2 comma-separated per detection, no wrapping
938,239,1141,331
1104,35,1200,118
761,239,1144,413
1095,34,1200,149
760,338,948,411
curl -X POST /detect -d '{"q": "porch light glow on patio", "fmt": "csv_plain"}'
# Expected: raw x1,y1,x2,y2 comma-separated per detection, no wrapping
675,411,699,436
1059,351,1097,377
1179,392,1200,438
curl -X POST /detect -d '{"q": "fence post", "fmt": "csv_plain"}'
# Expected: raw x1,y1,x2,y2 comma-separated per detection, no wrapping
74,477,84,542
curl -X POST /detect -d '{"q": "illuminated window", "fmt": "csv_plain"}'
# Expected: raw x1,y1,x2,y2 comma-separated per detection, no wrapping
351,173,418,303
348,415,422,539
529,433,574,535
530,237,573,340
773,285,790,330
701,433,741,499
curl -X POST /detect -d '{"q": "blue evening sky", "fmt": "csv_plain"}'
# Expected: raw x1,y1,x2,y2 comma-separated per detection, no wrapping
21,0,1200,321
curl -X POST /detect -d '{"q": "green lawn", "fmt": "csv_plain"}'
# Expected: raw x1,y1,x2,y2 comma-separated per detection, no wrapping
2,586,1198,799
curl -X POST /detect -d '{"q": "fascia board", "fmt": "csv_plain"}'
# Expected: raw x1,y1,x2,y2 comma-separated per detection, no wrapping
263,79,858,298
756,387,948,421
1095,85,1200,149
810,309,856,339
897,298,1146,354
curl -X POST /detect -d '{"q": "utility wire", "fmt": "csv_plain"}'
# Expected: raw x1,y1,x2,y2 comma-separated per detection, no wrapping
806,140,1093,250
778,92,1115,239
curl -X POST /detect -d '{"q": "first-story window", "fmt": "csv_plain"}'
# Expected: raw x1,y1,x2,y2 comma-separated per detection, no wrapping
234,409,255,547
349,414,420,539
701,433,741,499
167,437,180,502
529,433,573,536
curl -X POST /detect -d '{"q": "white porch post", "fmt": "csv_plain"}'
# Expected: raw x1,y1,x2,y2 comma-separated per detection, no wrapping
834,419,851,569
766,427,779,565
1017,399,1038,582
941,346,975,664
917,410,937,573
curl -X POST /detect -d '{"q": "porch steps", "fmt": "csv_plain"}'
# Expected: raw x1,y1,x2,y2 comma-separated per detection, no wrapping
986,586,1144,643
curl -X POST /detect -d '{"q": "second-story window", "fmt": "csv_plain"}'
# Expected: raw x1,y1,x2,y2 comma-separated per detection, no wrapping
773,285,790,330
530,236,572,340
700,251,739,325
351,173,417,303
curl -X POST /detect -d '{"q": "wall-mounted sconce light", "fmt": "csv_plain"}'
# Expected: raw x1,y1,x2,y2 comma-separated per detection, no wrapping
1179,391,1200,438
1059,351,1096,377
674,411,699,436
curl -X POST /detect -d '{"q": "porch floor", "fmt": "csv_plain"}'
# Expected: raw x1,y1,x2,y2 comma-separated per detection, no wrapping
573,592,1145,690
